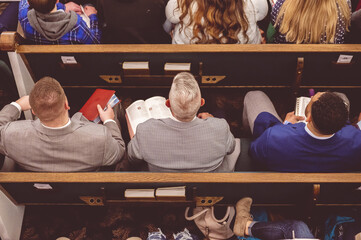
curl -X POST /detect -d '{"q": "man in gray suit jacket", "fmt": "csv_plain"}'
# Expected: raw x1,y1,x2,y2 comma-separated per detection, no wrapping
127,72,236,172
0,77,125,172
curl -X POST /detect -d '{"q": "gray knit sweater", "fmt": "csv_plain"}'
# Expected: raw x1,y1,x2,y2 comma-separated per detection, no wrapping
127,117,235,172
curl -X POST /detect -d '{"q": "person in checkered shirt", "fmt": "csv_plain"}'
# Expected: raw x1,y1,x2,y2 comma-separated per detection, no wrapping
19,0,100,44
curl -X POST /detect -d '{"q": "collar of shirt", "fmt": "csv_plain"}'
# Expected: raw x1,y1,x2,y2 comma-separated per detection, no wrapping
41,118,71,129
304,124,334,140
170,115,197,122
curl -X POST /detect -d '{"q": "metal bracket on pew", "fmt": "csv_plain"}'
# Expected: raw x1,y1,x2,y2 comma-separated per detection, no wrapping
292,57,304,97
99,75,122,84
201,76,226,84
79,196,105,206
195,196,224,207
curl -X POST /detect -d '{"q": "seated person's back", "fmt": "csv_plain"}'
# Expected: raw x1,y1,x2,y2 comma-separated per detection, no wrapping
244,91,361,172
165,0,268,44
271,0,351,43
127,72,236,172
0,77,125,172
19,0,100,44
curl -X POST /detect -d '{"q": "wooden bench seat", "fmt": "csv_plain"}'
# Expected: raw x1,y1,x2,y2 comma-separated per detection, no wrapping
2,31,361,239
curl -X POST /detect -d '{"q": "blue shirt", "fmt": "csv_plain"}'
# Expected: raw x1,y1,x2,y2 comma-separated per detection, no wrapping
19,0,100,44
251,112,361,172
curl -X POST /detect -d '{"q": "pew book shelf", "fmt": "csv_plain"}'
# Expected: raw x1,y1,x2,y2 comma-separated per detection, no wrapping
1,31,361,239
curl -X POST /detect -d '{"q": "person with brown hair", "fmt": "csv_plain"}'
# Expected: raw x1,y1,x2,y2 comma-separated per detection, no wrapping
164,0,268,44
271,0,351,43
19,0,100,44
0,77,125,172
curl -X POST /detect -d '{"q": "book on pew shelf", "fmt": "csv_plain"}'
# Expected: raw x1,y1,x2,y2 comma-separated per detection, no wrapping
122,61,149,75
126,96,172,136
155,186,186,200
124,189,155,199
164,63,191,74
79,89,120,124
295,97,311,123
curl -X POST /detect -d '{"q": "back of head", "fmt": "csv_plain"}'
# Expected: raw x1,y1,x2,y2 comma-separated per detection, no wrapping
28,0,57,14
29,76,66,122
311,92,348,135
276,0,351,43
178,0,249,43
169,72,201,121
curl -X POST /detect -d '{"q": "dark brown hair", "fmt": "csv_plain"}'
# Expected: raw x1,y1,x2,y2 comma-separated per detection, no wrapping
178,0,249,43
29,77,66,122
311,92,348,135
28,0,57,14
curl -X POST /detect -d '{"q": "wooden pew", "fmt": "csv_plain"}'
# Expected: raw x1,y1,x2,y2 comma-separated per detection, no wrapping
2,31,361,239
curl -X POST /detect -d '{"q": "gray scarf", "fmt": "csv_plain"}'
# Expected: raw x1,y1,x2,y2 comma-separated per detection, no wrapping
27,9,78,41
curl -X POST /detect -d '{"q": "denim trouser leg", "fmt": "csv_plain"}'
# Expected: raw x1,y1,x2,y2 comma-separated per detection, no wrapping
249,220,315,240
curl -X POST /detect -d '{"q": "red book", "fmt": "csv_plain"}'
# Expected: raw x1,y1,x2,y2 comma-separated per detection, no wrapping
79,89,117,122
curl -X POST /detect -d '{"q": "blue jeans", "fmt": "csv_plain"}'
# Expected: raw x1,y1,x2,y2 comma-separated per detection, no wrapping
249,220,315,240
147,228,199,240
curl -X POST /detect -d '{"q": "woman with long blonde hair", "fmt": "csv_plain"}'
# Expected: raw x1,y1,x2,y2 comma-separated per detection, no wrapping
164,0,268,44
271,0,351,43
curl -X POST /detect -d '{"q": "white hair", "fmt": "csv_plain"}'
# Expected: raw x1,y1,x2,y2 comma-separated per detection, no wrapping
169,72,201,121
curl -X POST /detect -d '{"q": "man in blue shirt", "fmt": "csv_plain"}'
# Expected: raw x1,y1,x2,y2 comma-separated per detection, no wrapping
19,0,100,44
244,91,361,172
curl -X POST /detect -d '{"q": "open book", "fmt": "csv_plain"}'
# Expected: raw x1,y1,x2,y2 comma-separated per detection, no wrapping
295,97,311,123
126,96,172,135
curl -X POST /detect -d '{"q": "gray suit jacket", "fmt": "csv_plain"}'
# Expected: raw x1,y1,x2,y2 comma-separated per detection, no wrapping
127,117,235,172
0,104,125,172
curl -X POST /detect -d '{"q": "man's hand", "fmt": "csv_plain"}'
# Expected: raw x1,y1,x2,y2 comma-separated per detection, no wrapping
83,5,97,16
15,95,31,111
284,111,305,124
64,2,82,14
97,104,114,123
198,112,214,119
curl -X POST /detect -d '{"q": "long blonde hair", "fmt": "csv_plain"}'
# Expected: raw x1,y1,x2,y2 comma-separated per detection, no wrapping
178,0,249,44
275,0,351,43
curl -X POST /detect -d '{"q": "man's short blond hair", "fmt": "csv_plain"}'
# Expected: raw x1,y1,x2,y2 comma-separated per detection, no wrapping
29,77,66,122
169,72,201,121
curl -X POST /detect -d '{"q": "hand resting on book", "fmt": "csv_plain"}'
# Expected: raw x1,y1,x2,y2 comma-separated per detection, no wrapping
97,104,114,123
284,111,305,124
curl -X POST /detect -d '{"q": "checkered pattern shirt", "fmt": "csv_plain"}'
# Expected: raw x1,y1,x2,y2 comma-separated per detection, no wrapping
19,0,101,44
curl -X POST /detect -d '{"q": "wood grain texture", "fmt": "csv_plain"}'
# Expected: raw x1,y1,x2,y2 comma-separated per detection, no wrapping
0,31,21,51
0,172,361,183
15,44,361,54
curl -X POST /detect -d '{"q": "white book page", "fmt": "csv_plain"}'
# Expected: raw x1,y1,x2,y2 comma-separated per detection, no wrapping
80,5,90,28
126,100,151,134
295,97,311,123
144,96,172,119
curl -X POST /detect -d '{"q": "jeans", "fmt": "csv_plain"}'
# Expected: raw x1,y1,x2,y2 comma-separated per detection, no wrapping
147,228,199,240
249,220,315,240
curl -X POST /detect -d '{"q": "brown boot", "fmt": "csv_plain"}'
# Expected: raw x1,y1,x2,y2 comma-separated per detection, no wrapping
233,197,253,237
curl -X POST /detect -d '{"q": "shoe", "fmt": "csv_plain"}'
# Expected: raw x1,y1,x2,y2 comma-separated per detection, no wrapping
233,197,253,237
147,228,167,240
173,228,198,240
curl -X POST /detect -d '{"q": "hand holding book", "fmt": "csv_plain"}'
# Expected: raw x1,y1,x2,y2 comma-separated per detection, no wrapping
96,104,114,123
284,111,305,124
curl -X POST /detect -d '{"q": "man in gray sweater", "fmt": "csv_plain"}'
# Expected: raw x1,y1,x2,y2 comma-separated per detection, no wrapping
127,72,236,172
